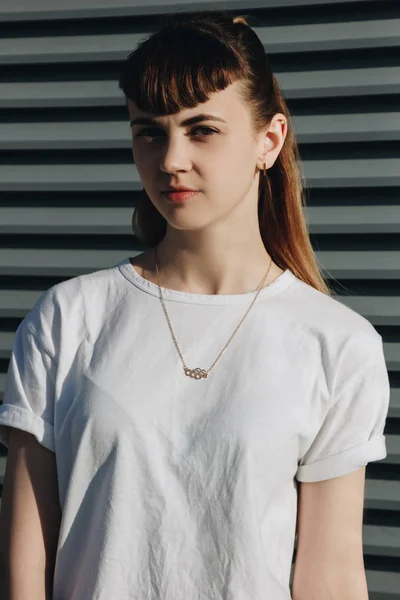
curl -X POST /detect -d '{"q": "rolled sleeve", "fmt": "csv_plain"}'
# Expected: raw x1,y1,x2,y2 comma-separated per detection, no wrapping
0,320,57,453
296,331,390,482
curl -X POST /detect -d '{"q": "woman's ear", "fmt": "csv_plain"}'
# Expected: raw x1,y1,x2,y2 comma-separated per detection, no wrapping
258,114,287,170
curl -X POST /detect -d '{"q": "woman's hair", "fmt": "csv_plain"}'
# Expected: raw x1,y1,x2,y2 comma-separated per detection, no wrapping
118,10,331,296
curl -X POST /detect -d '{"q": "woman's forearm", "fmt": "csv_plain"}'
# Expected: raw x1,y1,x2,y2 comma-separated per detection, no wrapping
292,566,370,600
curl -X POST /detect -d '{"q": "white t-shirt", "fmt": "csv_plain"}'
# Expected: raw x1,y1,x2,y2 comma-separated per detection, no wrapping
0,257,390,600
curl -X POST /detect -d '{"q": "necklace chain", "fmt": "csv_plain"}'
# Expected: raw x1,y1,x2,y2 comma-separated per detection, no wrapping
154,245,273,380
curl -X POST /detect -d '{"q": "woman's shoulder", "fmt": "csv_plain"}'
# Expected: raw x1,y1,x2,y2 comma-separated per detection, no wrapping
285,273,379,345
21,260,125,353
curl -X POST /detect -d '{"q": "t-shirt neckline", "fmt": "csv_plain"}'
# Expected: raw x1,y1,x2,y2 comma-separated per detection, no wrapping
117,257,296,305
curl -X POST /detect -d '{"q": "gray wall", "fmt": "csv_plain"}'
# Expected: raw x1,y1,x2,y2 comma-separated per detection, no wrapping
0,1,399,597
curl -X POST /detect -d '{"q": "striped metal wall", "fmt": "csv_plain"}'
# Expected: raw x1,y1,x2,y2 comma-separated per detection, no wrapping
0,1,399,597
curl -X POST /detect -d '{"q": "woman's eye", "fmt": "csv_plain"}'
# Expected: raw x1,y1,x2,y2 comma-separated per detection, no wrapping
135,126,217,139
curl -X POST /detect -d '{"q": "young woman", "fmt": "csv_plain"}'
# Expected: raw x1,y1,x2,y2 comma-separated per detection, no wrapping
0,10,390,600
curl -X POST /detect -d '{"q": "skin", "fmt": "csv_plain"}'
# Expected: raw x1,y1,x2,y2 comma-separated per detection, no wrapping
127,80,287,295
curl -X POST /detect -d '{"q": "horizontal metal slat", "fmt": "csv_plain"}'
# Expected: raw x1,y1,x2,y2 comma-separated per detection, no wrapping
0,81,122,109
261,19,400,53
1,159,399,191
364,479,400,511
0,121,133,151
306,206,400,234
1,66,399,109
0,164,139,191
1,19,399,65
2,112,400,151
2,205,400,236
385,435,400,465
0,456,7,484
293,113,400,144
339,296,400,327
0,246,399,280
303,159,400,188
0,290,44,319
388,389,400,419
0,332,16,360
0,374,6,399
316,251,400,280
367,569,400,599
0,249,145,279
0,33,143,65
1,246,400,284
278,66,400,98
363,524,400,557
0,207,134,234
0,0,379,22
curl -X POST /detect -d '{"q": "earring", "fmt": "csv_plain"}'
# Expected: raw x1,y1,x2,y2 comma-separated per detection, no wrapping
263,163,267,176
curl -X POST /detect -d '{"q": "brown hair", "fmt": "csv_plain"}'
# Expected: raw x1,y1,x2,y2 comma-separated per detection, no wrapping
118,9,332,296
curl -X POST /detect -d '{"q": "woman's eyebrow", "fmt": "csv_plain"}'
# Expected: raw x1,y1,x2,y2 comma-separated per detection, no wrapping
130,113,227,128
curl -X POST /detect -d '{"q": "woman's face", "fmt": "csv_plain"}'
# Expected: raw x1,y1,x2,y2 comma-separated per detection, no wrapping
127,81,286,232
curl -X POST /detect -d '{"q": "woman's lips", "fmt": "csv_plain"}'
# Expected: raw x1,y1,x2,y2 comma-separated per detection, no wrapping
162,190,200,202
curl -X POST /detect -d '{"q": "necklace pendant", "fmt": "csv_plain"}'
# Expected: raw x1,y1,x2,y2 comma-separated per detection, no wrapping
184,367,208,380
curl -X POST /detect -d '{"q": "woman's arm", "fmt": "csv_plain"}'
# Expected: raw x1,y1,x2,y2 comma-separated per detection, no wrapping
292,467,369,600
0,428,62,600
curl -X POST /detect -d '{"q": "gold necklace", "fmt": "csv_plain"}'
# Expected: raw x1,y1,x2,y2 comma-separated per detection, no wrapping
154,245,273,380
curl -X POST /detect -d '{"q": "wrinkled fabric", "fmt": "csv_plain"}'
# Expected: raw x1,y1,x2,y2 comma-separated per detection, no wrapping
0,257,390,600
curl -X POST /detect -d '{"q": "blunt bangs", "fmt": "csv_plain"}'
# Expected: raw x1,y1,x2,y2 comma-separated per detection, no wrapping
118,26,245,116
